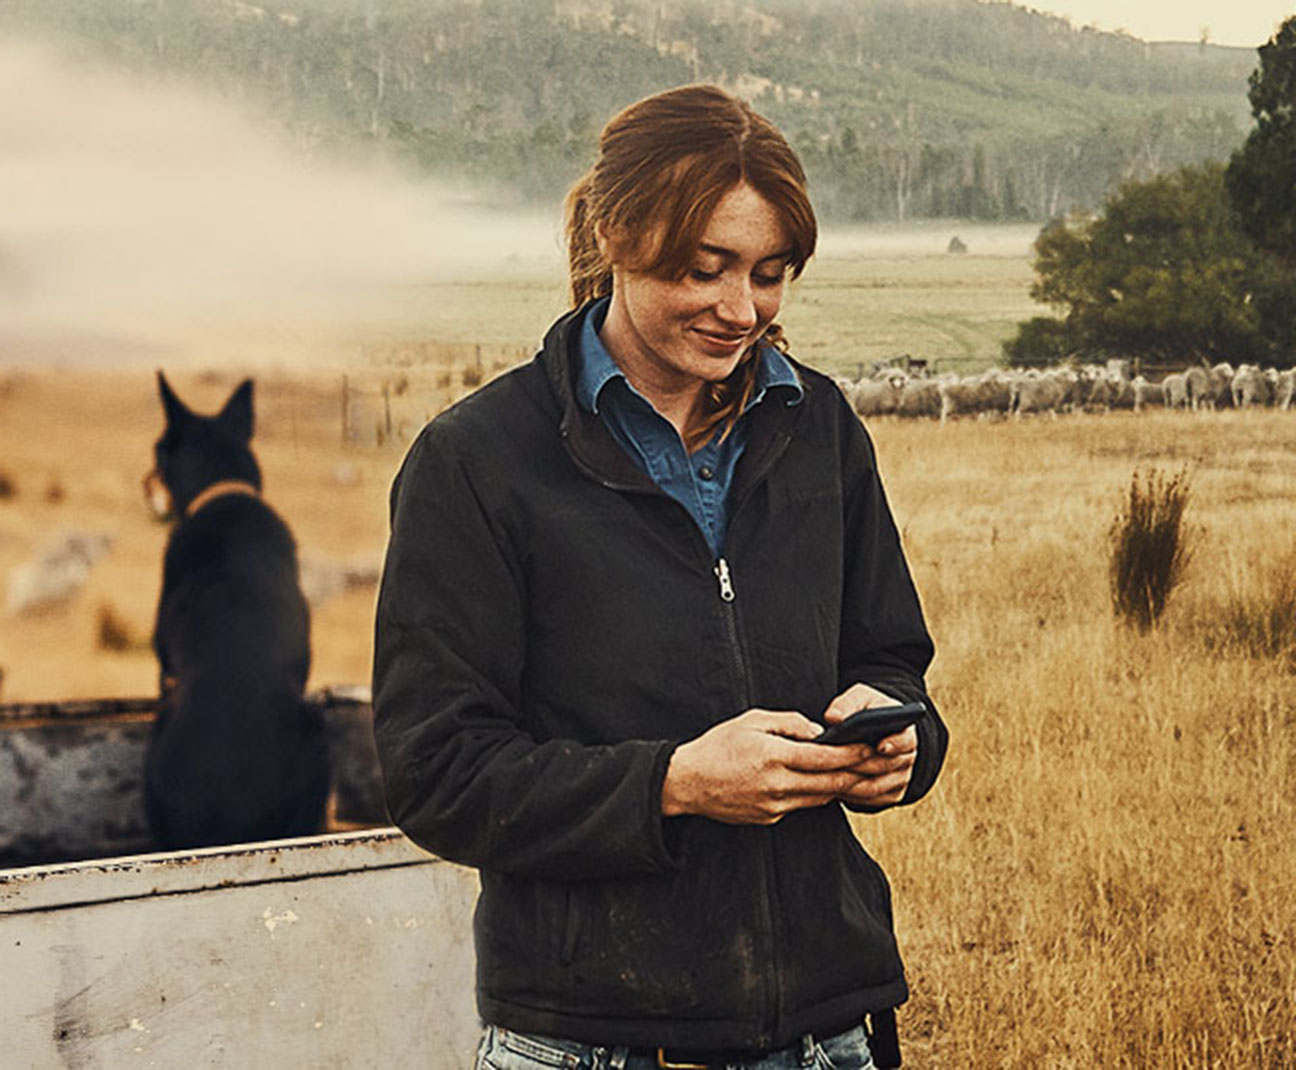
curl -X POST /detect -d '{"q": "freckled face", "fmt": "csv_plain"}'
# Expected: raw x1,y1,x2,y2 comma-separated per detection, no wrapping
598,182,792,401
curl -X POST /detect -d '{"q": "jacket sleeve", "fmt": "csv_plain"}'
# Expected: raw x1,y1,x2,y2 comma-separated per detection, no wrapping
372,422,681,881
837,409,949,808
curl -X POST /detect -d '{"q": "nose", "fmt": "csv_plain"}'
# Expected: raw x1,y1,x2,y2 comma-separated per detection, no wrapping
715,275,758,330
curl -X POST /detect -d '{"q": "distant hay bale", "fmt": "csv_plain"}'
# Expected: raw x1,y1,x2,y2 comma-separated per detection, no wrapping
1108,468,1192,633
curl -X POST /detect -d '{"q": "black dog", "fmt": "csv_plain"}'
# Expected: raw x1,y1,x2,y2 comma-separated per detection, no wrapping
144,372,330,850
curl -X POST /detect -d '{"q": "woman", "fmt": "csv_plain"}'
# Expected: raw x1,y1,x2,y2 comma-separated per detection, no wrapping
373,84,948,1070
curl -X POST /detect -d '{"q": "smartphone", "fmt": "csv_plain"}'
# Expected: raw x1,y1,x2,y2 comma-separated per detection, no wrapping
815,701,926,747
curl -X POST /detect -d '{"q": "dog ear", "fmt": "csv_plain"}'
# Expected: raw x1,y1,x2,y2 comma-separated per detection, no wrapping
217,379,255,442
157,371,192,430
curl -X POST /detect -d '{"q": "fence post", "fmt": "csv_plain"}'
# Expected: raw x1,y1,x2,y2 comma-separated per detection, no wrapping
340,374,350,446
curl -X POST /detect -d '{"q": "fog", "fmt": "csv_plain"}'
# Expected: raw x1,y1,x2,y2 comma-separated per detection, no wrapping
0,40,1040,369
0,42,565,367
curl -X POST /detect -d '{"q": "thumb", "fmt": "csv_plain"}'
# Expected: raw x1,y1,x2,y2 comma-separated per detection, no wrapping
823,682,894,723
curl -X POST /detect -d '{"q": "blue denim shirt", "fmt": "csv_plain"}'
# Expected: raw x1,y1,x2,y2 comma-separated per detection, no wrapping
576,298,803,556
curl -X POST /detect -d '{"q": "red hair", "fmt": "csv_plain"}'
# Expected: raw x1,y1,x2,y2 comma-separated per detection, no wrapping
564,85,817,448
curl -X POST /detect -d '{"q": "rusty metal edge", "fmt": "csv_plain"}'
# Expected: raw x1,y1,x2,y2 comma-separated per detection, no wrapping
0,826,453,916
0,685,373,726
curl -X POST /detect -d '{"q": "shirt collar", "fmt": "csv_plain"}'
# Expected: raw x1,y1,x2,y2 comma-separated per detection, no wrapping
575,297,623,414
575,296,805,415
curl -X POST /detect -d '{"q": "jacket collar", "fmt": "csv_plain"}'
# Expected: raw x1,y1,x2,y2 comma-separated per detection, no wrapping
540,301,806,501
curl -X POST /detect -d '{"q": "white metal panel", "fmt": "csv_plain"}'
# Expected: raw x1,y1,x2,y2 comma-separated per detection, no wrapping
0,829,482,1069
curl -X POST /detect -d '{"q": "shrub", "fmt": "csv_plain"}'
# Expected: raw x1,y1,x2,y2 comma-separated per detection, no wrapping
1108,468,1193,632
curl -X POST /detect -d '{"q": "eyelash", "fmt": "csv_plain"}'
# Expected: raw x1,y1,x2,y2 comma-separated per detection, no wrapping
689,269,785,287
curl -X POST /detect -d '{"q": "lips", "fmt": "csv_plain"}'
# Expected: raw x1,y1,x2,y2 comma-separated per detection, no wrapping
694,328,752,357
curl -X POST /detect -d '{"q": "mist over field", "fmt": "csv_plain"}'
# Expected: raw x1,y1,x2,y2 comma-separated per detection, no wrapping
0,42,564,367
0,38,1042,371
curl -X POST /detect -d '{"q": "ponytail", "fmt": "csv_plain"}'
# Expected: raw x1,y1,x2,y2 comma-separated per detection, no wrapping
564,176,613,308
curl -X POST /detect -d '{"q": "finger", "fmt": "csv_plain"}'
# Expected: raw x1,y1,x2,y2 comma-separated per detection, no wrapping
745,709,825,742
757,764,869,800
843,767,913,805
780,738,876,772
822,684,869,722
842,750,917,778
876,725,919,757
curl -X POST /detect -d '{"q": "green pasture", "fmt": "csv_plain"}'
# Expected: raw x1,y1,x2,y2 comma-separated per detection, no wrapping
353,221,1041,378
782,226,1040,378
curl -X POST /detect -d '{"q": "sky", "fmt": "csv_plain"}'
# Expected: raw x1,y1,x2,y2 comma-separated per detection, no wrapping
1005,1,1294,47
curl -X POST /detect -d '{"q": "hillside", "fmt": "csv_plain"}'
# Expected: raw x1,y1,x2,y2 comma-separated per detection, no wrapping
1,0,1260,221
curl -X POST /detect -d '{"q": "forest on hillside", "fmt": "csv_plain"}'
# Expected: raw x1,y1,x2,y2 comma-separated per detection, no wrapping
1,0,1260,221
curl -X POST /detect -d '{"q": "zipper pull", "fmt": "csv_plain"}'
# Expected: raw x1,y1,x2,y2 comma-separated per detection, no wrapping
714,558,736,602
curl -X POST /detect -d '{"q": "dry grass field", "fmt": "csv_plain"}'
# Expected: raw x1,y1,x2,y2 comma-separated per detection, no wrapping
2,237,1293,1065
3,367,1294,1066
864,410,1296,1067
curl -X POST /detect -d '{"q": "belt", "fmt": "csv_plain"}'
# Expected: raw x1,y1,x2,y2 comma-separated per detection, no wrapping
642,1011,899,1069
639,1035,816,1068
651,1048,754,1068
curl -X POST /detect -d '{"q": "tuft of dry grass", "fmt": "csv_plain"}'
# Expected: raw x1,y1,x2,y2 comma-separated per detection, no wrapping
1108,467,1193,633
1189,546,1296,668
95,600,143,652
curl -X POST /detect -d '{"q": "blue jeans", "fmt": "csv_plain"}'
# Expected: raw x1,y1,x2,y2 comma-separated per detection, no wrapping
473,1023,877,1070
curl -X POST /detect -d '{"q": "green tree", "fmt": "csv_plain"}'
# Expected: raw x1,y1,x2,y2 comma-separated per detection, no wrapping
1002,315,1074,366
1226,16,1296,267
1014,163,1278,364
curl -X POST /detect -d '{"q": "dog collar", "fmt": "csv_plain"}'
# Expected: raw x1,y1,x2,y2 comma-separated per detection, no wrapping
185,479,261,518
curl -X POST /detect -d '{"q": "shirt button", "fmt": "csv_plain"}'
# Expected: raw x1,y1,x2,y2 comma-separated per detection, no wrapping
698,466,715,481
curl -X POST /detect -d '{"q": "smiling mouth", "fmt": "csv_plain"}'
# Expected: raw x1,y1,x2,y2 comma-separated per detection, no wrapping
695,329,751,353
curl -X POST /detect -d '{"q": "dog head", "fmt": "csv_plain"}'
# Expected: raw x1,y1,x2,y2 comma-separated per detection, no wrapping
145,372,262,521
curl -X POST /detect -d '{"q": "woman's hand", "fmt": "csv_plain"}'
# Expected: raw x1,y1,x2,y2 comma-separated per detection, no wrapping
822,683,919,809
661,708,875,825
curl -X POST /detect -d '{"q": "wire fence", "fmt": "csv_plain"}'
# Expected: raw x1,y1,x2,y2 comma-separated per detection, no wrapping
341,340,534,447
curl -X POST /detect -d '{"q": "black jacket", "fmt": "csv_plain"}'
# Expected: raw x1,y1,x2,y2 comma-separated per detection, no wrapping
372,304,948,1052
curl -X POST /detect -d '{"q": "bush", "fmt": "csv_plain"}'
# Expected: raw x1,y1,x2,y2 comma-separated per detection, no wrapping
1108,468,1193,632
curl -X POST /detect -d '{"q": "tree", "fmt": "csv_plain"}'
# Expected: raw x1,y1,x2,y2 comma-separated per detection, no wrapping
1226,16,1296,268
1002,315,1073,366
1013,163,1279,365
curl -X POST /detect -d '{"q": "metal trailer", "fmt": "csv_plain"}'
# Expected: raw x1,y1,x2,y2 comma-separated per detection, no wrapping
0,689,387,868
0,693,482,1067
0,830,481,1068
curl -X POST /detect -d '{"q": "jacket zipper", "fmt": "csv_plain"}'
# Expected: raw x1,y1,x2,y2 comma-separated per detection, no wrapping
712,555,778,1047
566,416,795,1045
713,558,749,710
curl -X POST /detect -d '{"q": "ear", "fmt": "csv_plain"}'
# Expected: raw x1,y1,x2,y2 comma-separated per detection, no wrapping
217,379,255,442
593,220,612,261
157,370,192,430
